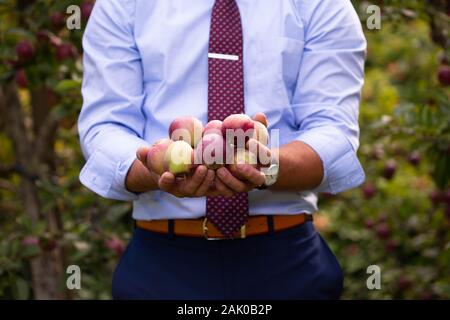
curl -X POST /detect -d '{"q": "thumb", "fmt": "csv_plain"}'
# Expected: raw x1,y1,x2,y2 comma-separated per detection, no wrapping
136,146,151,164
253,112,268,127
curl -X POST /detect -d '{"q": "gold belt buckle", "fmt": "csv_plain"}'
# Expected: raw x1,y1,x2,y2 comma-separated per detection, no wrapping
202,218,246,240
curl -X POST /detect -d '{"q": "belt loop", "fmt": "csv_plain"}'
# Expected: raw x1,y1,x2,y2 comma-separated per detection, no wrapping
168,219,175,238
267,215,275,236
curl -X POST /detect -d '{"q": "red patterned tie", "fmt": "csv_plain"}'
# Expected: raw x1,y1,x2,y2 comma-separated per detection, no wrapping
206,0,249,238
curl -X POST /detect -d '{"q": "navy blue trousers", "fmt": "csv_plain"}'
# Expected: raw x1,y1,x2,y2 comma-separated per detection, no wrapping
112,221,343,300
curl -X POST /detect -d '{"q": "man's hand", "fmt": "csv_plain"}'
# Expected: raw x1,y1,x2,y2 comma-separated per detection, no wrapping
126,112,298,197
215,112,269,194
127,146,235,198
216,166,266,193
158,165,215,198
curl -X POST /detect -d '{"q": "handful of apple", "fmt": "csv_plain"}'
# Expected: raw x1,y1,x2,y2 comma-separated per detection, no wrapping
145,114,269,178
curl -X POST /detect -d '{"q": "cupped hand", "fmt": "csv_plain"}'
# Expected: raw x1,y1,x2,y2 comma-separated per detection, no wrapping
216,166,266,193
158,165,216,198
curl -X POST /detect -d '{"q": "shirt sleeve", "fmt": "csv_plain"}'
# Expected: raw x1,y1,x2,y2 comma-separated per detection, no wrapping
78,0,147,201
292,0,367,194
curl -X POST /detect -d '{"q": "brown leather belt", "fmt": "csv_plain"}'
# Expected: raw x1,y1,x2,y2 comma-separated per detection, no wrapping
136,214,312,240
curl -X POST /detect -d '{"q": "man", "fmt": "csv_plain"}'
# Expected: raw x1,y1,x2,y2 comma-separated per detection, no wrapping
79,0,366,299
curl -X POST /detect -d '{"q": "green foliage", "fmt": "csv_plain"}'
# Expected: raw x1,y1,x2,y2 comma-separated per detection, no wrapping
0,0,449,299
319,0,450,299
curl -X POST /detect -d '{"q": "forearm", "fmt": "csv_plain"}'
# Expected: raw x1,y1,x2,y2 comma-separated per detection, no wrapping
271,141,324,192
125,159,159,193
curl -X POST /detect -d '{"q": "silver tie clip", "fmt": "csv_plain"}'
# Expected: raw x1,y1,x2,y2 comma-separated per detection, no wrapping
208,53,239,61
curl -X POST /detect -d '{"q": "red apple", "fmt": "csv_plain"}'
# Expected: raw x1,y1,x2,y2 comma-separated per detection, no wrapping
203,120,223,136
36,30,50,45
407,151,420,166
195,133,230,169
163,140,194,176
383,160,397,180
50,12,65,30
375,223,390,239
55,43,76,60
169,116,203,147
228,149,258,180
253,120,269,145
362,183,377,199
16,40,35,62
222,114,255,148
105,237,125,256
438,65,450,86
15,69,28,88
147,139,173,175
81,1,94,20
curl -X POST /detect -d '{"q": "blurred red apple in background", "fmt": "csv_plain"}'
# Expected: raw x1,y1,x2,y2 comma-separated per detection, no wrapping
15,69,28,88
362,183,377,199
105,237,125,256
50,11,65,30
376,223,391,239
383,160,397,180
16,40,35,62
55,43,76,60
437,65,450,86
36,30,50,45
407,151,421,166
81,1,94,20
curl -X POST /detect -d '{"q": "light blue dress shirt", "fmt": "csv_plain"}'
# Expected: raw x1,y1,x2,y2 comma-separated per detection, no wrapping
78,0,366,220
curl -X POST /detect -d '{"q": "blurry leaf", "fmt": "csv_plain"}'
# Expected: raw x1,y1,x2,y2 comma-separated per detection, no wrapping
21,245,40,258
55,79,81,93
106,204,132,222
13,278,29,300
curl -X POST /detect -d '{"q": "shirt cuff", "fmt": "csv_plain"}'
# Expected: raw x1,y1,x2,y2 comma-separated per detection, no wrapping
79,133,148,201
295,127,365,194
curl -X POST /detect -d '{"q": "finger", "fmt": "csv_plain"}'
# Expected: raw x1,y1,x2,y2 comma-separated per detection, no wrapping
194,169,215,197
158,172,176,192
253,112,268,127
246,138,272,166
216,167,248,193
181,165,208,195
212,177,236,198
236,165,266,187
136,146,151,164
